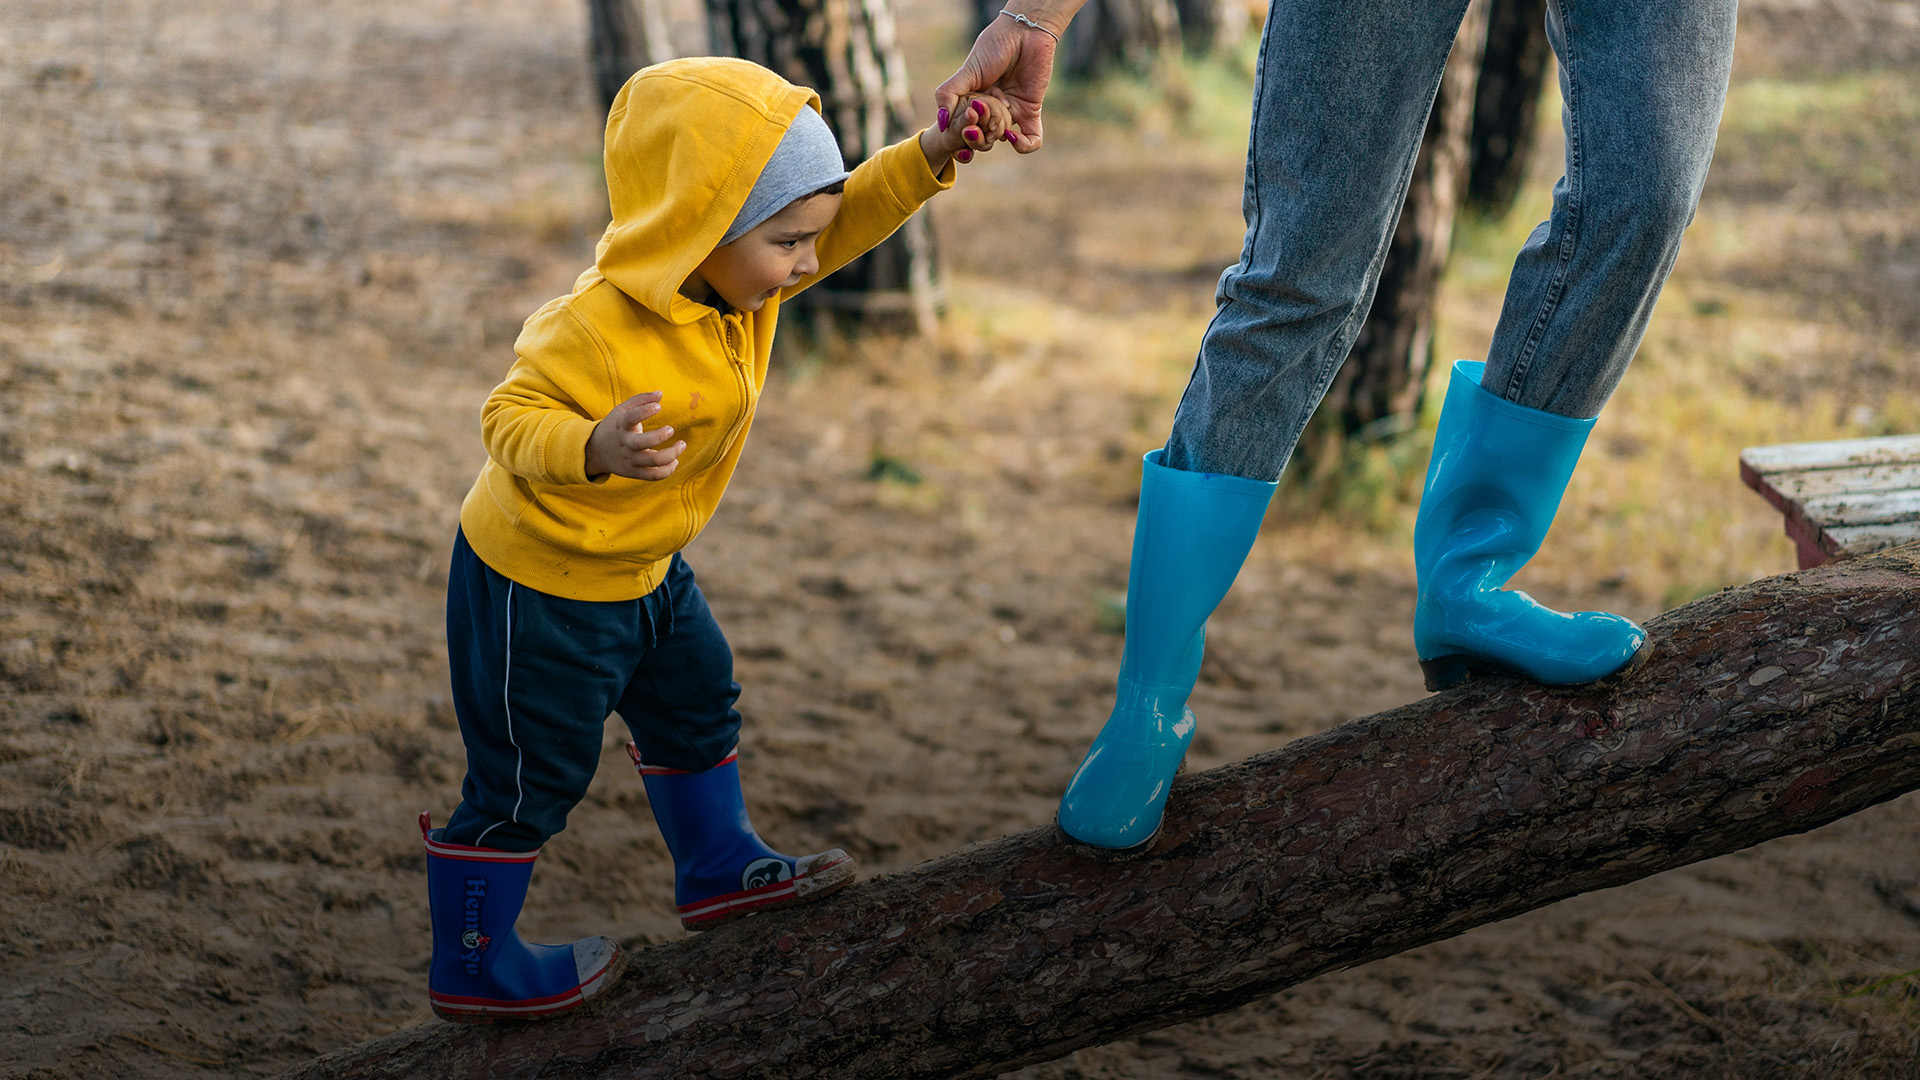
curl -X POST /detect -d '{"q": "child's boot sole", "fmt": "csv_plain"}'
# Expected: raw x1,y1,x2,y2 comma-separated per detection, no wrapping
429,941,629,1025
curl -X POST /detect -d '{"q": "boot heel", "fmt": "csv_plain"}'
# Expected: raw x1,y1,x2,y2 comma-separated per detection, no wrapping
1420,655,1472,692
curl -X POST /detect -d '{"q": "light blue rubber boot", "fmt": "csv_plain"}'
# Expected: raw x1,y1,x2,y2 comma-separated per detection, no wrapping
1413,360,1650,691
1056,449,1276,858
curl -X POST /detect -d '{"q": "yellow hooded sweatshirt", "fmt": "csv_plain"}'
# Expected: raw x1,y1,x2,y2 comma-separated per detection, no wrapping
458,58,954,601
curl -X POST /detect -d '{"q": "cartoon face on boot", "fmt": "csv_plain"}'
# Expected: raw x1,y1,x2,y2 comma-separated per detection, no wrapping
742,856,792,890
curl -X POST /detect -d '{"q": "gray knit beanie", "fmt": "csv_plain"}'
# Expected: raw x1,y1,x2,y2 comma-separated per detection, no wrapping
720,105,851,246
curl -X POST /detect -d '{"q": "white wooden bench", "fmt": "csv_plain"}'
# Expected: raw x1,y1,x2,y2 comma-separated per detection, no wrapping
1739,434,1920,569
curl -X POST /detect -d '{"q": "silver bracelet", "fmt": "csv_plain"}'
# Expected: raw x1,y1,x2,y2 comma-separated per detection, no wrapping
998,9,1061,45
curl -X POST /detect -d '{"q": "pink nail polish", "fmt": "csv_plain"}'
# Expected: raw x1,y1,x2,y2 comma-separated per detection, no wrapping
956,149,973,164
1003,131,1016,143
963,126,981,142
969,100,986,120
937,106,949,131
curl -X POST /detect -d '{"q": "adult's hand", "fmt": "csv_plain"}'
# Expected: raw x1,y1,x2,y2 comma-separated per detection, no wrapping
934,1,1086,154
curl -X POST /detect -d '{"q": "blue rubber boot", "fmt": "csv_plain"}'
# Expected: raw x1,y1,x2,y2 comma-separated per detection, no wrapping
420,813,625,1024
632,745,856,931
1056,449,1276,859
1413,360,1650,691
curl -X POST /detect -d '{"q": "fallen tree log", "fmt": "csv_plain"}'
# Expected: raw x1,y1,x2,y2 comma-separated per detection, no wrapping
284,546,1920,1080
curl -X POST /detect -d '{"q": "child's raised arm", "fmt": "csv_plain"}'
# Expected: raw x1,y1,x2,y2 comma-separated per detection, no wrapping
785,93,1021,302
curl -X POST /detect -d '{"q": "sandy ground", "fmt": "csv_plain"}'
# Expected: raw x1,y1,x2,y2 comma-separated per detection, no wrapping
2,0,1917,1077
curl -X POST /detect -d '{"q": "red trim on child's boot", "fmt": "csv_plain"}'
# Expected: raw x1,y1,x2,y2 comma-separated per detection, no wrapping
430,984,585,1016
417,811,541,863
626,742,738,776
676,849,854,930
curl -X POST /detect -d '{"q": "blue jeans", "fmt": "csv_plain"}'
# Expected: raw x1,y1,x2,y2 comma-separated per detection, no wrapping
1162,0,1737,480
441,531,743,851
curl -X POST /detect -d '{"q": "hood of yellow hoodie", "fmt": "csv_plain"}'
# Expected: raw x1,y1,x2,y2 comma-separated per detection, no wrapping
596,58,823,326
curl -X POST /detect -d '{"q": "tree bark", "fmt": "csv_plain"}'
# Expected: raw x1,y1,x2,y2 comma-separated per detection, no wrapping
280,545,1920,1080
588,0,676,115
1317,0,1489,445
1466,0,1551,217
708,0,939,334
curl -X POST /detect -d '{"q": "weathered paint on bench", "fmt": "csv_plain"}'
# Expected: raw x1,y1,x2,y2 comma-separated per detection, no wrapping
1740,434,1920,568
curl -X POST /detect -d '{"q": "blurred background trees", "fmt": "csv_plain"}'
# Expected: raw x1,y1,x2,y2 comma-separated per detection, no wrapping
587,0,674,111
1468,0,1552,217
710,0,940,334
1314,0,1490,454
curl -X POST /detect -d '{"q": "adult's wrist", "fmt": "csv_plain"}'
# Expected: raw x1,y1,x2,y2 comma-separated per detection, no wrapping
998,0,1082,37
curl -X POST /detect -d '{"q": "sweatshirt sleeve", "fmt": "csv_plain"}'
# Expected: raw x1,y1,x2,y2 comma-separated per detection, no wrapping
783,133,957,300
479,300,609,487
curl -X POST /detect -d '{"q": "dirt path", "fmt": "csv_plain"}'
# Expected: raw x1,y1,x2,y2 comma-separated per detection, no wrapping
1,1,1915,1077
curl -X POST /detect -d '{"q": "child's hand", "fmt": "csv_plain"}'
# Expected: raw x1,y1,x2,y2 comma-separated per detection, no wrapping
585,391,685,481
920,92,1020,171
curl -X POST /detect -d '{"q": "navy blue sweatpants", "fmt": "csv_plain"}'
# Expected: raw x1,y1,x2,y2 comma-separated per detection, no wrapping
441,529,742,851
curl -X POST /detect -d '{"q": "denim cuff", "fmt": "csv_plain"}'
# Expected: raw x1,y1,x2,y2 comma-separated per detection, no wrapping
1143,448,1280,496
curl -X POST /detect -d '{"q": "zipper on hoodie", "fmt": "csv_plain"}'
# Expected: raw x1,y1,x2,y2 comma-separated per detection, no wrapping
675,312,759,552
713,312,757,455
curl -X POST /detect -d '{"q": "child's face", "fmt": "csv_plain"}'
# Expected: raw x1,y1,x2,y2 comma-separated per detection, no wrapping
684,192,843,313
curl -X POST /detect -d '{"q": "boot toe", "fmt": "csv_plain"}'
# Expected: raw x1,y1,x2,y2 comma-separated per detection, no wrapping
793,849,856,899
1539,611,1647,683
571,936,625,999
1418,594,1648,687
1056,734,1188,854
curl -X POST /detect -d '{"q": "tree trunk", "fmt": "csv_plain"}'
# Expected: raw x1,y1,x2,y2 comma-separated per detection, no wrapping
1169,0,1249,55
708,0,939,334
1467,0,1551,217
968,0,999,39
278,546,1920,1080
1316,0,1488,446
588,0,676,115
1060,0,1183,77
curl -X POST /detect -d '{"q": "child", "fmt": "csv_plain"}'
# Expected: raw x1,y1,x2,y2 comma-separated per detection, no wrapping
416,57,1011,1024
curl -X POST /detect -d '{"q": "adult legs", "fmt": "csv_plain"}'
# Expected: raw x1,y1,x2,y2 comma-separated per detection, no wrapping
1163,0,1477,480
1411,0,1736,688
1063,0,1740,851
1483,0,1738,415
1165,0,1736,471
1058,0,1473,855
